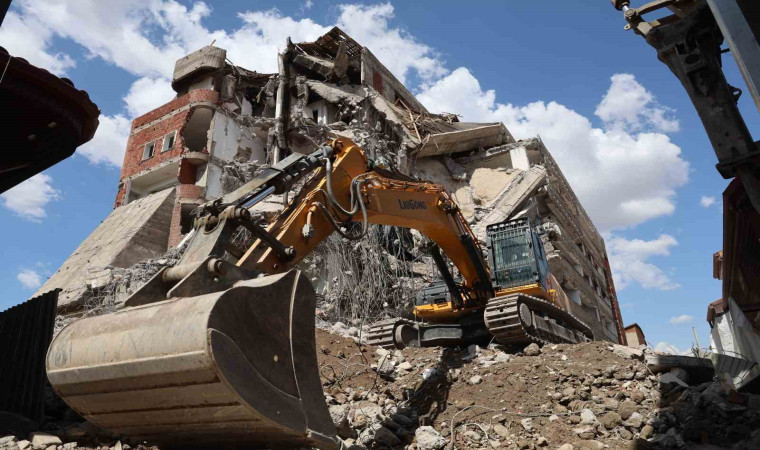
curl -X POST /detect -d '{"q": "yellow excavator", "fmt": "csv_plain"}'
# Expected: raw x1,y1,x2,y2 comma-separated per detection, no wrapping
46,137,591,449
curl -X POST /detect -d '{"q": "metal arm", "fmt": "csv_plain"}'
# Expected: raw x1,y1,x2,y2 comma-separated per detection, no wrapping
612,0,760,212
238,137,495,305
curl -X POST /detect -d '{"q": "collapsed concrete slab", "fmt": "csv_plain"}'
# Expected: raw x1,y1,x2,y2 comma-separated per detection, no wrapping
34,188,175,312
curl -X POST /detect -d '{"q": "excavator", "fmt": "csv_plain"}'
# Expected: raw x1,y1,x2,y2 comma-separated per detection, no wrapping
46,137,592,449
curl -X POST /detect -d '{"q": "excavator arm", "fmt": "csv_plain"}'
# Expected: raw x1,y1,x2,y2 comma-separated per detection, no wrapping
238,137,493,304
45,137,493,450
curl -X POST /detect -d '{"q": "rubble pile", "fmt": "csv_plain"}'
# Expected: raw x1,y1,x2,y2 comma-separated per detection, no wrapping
313,330,760,450
4,328,760,449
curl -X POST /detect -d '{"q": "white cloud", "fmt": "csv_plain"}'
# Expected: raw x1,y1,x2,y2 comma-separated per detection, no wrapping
0,10,75,75
1,174,61,221
700,195,716,208
124,77,175,118
77,114,132,167
669,314,693,325
15,1,442,85
418,68,690,232
654,341,689,355
303,0,314,10
595,74,679,133
607,234,680,290
17,268,43,289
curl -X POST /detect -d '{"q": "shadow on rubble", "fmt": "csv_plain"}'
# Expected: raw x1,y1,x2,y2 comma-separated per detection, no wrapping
404,348,465,426
636,353,760,449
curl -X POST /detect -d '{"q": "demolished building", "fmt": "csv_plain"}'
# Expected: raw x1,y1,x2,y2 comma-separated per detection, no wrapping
35,27,625,343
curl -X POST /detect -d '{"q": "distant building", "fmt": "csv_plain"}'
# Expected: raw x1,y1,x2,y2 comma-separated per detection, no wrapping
624,323,646,347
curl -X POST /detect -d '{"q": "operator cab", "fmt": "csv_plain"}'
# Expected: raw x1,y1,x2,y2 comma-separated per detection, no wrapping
486,217,550,293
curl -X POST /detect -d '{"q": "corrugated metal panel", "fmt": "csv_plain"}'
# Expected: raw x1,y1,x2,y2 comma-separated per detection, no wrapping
0,289,59,423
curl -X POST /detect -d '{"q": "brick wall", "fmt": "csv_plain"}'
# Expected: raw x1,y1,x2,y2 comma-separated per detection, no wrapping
168,184,206,248
114,89,219,208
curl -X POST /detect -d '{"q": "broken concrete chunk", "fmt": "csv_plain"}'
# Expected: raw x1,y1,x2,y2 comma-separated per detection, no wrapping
572,425,596,440
29,433,61,449
524,343,541,356
414,426,446,450
611,344,644,360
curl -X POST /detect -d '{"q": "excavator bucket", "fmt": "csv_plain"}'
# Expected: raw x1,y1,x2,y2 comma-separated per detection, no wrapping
46,270,338,449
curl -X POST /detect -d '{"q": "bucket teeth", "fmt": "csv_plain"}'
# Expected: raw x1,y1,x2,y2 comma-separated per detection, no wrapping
47,270,338,450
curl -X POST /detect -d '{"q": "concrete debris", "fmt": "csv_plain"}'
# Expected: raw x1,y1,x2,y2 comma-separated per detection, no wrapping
415,426,446,450
10,327,760,449
524,343,542,356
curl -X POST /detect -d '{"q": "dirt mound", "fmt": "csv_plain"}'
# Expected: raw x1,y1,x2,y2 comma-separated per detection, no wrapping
314,330,760,450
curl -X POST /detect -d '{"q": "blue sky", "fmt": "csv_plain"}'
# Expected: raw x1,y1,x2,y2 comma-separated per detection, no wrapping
2,0,757,353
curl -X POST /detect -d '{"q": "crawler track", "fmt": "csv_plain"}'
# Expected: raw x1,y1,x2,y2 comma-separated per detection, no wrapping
484,294,593,345
365,318,415,349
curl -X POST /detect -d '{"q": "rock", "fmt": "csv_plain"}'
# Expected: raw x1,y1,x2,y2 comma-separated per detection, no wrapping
331,322,348,334
557,445,574,450
414,426,446,450
463,430,481,442
493,424,509,438
29,433,61,449
562,387,576,397
329,405,352,439
640,424,654,439
359,424,400,447
494,352,511,363
623,412,643,429
580,409,597,425
17,440,31,450
618,399,637,420
469,375,483,385
536,436,548,446
520,417,534,432
572,426,596,439
599,412,622,429
397,361,413,371
619,428,633,440
573,440,604,450
612,344,644,360
61,444,76,450
376,359,395,376
524,343,541,356
630,389,645,404
351,401,384,423
0,437,16,446
615,370,635,381
549,415,559,422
